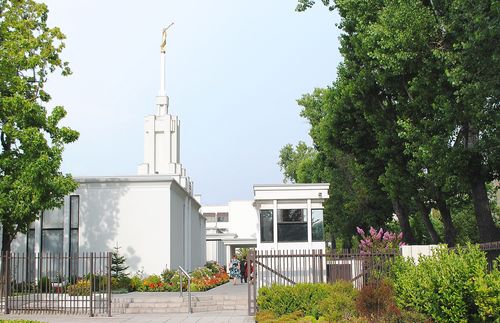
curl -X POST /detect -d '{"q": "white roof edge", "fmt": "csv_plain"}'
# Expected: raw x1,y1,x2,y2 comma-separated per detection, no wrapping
253,183,330,189
75,175,177,183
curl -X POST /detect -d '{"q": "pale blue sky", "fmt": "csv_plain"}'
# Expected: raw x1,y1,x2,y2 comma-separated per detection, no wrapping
42,1,341,205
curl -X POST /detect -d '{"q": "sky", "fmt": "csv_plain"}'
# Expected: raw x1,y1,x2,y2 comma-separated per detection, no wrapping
42,0,342,205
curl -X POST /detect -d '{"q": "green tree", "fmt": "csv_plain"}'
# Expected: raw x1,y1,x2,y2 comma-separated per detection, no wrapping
296,0,500,243
0,0,79,253
111,245,129,279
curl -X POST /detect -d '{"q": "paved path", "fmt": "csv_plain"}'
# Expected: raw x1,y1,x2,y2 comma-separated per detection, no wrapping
0,282,255,323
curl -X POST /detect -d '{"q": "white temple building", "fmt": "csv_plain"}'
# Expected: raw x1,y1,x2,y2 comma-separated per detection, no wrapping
5,27,206,274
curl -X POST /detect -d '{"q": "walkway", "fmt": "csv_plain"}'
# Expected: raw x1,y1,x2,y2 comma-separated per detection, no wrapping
0,283,254,323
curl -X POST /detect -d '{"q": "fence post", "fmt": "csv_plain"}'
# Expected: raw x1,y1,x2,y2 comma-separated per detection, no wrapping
89,252,94,317
3,253,10,314
247,248,256,316
107,252,112,317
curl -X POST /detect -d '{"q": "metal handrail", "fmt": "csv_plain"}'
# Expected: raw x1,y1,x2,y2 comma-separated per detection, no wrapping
178,266,192,314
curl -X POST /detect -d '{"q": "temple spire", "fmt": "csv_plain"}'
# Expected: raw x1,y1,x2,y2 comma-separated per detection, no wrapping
157,23,174,115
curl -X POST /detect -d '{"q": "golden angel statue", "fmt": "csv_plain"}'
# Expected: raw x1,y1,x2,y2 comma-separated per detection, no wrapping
161,23,174,53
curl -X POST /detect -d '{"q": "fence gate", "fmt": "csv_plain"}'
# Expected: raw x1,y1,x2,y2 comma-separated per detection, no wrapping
0,252,112,316
247,249,325,315
246,248,397,315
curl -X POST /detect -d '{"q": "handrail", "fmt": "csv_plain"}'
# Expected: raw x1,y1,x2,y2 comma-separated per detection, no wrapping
178,266,192,313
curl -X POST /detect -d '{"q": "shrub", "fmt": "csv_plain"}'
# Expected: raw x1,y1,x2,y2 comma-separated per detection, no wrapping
161,268,176,283
356,227,404,255
319,280,358,321
391,244,500,322
142,274,165,291
257,282,358,320
38,276,51,293
67,280,91,296
111,276,131,291
355,279,400,321
129,275,143,291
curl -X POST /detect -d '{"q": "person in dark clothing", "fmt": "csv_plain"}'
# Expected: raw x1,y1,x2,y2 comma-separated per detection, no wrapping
240,259,247,283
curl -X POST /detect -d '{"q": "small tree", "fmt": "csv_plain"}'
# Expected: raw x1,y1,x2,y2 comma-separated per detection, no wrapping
111,245,129,279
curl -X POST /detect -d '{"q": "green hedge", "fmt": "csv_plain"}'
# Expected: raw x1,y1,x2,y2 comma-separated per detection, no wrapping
391,244,500,322
257,281,357,320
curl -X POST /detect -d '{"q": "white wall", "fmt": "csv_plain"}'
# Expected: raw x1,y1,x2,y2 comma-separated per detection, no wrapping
76,177,171,275
206,240,226,265
228,201,258,239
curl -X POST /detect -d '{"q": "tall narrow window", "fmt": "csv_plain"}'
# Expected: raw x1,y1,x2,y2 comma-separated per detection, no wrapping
41,208,64,277
277,209,307,242
260,210,274,242
311,209,324,241
69,195,79,256
69,195,80,278
41,208,64,254
26,226,36,282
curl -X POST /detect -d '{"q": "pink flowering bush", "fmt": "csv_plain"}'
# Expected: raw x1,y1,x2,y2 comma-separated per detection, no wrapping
356,227,405,255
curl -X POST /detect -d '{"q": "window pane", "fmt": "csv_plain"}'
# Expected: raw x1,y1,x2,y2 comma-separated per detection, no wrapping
216,212,229,222
260,210,274,242
278,223,307,242
70,229,79,256
42,208,64,229
27,229,35,254
70,195,79,229
312,209,324,241
278,209,307,222
41,230,63,254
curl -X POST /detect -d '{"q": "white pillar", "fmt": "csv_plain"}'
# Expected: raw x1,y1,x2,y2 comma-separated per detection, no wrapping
273,200,278,250
307,199,312,248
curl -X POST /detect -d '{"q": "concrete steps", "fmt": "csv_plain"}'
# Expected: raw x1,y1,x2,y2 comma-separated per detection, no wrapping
112,294,247,314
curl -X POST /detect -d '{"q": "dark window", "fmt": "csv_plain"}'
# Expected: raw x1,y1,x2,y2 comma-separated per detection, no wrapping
278,209,307,242
41,208,63,255
69,195,79,256
69,195,80,278
216,212,229,222
312,209,324,241
260,210,274,242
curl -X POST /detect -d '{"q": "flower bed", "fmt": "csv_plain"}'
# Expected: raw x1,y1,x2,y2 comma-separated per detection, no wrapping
127,261,229,292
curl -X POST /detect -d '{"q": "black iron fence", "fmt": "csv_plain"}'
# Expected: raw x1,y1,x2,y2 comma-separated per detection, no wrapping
246,248,397,315
0,252,111,316
247,242,500,315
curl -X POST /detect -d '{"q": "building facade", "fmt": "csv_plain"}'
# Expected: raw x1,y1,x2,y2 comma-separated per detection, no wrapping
4,31,206,274
202,183,330,266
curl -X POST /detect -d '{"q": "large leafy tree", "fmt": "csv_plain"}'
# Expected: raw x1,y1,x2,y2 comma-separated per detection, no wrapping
0,0,79,253
279,89,394,248
295,0,499,243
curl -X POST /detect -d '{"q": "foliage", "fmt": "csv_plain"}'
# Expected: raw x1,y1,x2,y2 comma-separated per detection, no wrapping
0,0,79,252
355,279,400,321
318,280,358,322
111,245,129,279
38,276,51,293
257,282,357,319
0,321,45,323
391,244,500,322
292,0,500,244
66,280,90,296
128,262,228,292
356,227,404,255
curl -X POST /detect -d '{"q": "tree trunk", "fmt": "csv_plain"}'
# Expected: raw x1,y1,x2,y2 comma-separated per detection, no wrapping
416,199,440,244
435,194,457,247
470,178,500,242
0,230,12,300
392,199,415,244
